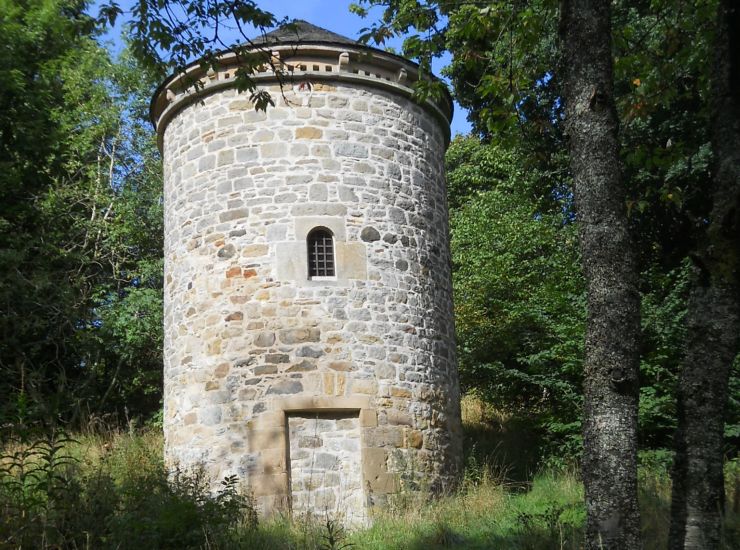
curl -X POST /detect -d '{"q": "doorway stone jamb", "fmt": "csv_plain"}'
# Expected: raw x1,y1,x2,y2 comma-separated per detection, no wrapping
245,396,383,514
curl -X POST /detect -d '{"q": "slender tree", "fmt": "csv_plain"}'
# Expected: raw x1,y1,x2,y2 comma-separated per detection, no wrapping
559,0,642,547
669,0,740,547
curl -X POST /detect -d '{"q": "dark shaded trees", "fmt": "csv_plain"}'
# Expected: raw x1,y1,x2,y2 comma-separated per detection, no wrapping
0,0,105,422
669,0,740,547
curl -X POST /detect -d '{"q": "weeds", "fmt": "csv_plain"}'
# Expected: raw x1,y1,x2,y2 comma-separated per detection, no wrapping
515,502,582,549
0,428,257,549
319,515,354,550
1,416,740,549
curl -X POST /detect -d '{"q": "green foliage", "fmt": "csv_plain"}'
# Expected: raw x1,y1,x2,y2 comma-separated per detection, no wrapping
0,430,79,547
515,501,583,548
638,261,691,446
357,0,739,463
0,428,257,549
117,0,286,110
614,0,717,271
0,0,164,425
0,0,99,423
721,358,740,451
319,516,355,550
448,137,585,459
353,0,561,141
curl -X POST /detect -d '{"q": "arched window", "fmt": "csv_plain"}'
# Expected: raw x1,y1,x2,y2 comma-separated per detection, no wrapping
307,227,335,278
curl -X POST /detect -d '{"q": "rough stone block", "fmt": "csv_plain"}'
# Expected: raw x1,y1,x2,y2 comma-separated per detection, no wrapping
264,353,289,364
352,379,378,395
390,386,412,398
200,406,222,426
250,473,289,496
291,203,347,217
296,127,323,139
335,142,368,158
385,409,412,426
308,184,328,201
405,429,423,449
361,447,387,480
247,428,285,452
286,360,316,372
217,149,234,166
328,361,353,371
266,380,303,395
364,426,404,447
253,365,278,375
219,208,249,222
243,244,268,257
260,143,287,158
278,328,320,344
368,473,399,494
359,409,377,428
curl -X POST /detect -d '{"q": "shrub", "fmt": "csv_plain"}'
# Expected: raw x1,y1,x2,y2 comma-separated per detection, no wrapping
0,428,257,549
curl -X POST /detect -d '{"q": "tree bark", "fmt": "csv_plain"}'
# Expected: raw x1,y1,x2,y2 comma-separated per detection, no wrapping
559,1,642,548
668,1,740,548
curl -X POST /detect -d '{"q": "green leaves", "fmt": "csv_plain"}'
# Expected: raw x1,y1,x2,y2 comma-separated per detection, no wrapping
97,2,123,27
0,1,165,425
448,137,585,458
126,0,277,83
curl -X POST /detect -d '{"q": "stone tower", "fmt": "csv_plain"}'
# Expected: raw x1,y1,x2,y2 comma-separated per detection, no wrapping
151,20,462,522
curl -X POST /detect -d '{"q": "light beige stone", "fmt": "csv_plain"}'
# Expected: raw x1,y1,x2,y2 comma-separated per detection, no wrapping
295,127,323,139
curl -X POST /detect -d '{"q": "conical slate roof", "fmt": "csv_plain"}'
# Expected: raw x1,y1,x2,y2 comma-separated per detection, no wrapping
253,20,358,46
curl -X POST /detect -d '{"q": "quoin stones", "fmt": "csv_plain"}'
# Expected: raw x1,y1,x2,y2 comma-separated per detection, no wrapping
151,20,462,523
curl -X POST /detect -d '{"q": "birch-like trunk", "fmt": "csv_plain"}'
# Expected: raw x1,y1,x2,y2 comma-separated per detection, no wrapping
669,1,740,548
560,1,642,548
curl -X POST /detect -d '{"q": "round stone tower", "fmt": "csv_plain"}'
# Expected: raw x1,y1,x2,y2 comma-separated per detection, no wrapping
151,20,462,522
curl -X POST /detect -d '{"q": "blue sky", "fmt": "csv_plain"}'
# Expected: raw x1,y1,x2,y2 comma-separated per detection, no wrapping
98,0,471,136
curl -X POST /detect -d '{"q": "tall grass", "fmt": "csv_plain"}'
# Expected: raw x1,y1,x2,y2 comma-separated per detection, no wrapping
1,399,739,549
0,428,255,549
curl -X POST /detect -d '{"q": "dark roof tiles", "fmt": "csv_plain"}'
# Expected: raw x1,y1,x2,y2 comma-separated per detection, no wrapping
253,19,358,46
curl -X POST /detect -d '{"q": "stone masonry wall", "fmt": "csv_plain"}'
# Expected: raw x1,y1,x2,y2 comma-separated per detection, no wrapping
162,79,462,517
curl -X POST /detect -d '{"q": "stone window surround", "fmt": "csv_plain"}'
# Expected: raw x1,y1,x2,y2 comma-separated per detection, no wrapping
245,395,398,515
275,216,367,285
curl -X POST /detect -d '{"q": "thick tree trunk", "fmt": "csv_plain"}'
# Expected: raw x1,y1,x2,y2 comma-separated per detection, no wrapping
559,1,642,548
668,1,740,548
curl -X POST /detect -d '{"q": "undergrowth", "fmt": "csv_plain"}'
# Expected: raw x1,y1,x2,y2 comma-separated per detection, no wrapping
0,428,256,549
1,401,739,549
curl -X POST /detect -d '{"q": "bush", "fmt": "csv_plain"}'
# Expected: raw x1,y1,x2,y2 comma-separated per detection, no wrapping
0,428,256,549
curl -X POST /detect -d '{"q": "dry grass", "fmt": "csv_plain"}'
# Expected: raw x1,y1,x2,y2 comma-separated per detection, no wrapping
2,403,740,548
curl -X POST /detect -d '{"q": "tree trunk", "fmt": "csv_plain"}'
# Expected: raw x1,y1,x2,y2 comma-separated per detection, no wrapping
668,1,740,548
559,1,642,548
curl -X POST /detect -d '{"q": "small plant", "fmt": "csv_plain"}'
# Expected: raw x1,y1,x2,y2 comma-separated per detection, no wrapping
426,521,465,547
515,501,582,549
319,514,354,550
0,428,80,547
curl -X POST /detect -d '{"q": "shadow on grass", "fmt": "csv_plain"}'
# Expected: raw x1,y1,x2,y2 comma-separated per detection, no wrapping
461,398,543,488
399,522,583,550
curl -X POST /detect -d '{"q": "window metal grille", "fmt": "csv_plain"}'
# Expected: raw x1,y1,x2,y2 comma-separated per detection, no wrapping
307,228,335,277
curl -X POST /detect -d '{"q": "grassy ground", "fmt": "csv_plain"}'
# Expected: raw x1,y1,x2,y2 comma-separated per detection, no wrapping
2,399,739,549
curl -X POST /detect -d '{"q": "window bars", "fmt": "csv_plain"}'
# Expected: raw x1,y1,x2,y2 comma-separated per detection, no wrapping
307,228,335,277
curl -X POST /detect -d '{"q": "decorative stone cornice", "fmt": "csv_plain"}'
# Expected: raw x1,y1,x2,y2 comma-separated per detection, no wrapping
150,41,453,151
